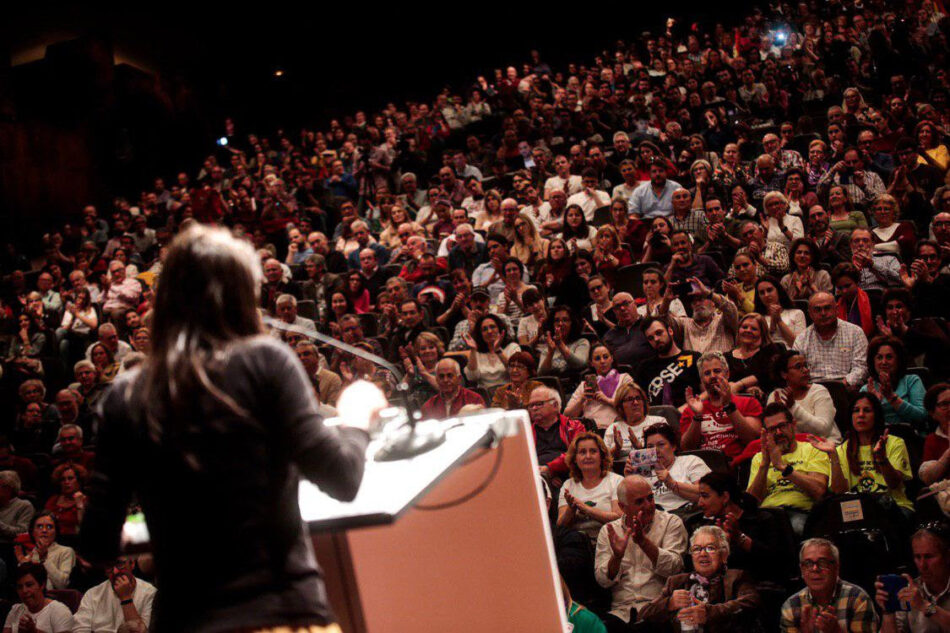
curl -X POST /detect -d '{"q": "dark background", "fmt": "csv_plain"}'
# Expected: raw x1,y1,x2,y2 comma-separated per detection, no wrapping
0,2,742,244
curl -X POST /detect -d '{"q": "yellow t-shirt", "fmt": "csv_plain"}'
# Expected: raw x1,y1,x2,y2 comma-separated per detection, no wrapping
748,442,831,511
834,435,913,511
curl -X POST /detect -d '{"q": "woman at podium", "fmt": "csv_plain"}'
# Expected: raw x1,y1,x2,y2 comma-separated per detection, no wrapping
79,226,371,633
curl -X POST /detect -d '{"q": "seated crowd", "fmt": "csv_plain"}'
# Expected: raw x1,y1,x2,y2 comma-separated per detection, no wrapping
1,0,950,629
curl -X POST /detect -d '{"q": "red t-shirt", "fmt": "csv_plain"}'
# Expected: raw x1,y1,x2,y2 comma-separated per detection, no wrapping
923,432,949,463
679,395,763,459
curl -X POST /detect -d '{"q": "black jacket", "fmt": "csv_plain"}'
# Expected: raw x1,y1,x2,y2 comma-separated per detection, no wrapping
80,336,369,633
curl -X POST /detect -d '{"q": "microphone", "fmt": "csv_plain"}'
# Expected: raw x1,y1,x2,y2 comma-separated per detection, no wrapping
261,317,445,461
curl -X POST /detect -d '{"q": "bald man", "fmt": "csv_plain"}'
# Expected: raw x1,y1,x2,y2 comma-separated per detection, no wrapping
792,292,868,388
595,475,688,630
420,358,485,419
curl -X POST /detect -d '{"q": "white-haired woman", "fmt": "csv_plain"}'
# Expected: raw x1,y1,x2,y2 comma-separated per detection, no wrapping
761,191,804,250
640,525,760,632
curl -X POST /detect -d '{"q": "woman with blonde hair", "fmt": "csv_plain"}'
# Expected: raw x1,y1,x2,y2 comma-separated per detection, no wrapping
378,205,412,248
473,190,503,231
591,225,631,281
869,194,916,261
510,212,549,272
605,381,667,460
556,432,623,542
725,312,784,398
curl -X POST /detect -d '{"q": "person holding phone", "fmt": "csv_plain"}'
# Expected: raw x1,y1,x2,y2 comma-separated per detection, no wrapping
876,523,950,632
79,226,371,633
564,344,630,430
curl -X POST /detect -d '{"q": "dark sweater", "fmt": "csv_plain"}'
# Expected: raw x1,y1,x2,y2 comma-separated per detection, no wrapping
80,336,369,633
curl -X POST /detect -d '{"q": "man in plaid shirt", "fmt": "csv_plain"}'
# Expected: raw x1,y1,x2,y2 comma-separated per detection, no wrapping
781,538,879,632
793,292,869,389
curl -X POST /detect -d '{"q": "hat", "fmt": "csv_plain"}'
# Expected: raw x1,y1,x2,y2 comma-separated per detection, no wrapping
470,287,490,301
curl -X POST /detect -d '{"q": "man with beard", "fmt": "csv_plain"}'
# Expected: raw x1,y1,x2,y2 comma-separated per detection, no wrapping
747,403,829,535
660,279,739,354
628,160,682,219
807,205,851,267
636,318,701,408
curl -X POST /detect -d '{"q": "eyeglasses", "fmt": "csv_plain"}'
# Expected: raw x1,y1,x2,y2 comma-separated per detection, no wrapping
800,559,836,571
690,545,720,555
766,421,791,434
589,284,605,292
527,399,555,409
614,299,633,308
622,396,645,405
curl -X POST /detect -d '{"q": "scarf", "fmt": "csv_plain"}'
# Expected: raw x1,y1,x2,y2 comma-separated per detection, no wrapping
837,289,873,336
598,369,622,398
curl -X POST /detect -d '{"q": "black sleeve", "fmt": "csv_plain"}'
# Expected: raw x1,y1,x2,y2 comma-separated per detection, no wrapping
79,376,138,566
261,339,369,502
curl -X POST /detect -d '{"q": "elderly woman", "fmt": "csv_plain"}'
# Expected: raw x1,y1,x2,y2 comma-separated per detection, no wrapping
564,343,629,430
920,383,950,485
639,525,760,632
761,191,804,250
810,393,914,518
538,305,590,377
767,349,840,442
2,563,74,633
630,423,711,515
860,336,927,433
869,194,916,262
492,351,544,410
44,464,86,545
462,313,521,390
556,432,623,542
781,238,833,302
15,511,75,590
605,382,667,461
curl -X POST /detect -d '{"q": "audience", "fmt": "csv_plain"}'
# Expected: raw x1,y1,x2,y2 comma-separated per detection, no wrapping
0,1,947,626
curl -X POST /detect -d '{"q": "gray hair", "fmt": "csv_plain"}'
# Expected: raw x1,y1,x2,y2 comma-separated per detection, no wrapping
275,294,297,307
763,190,789,209
617,474,649,504
692,525,730,558
800,538,840,565
59,424,84,441
697,350,729,373
455,223,475,236
530,385,561,410
0,471,21,495
436,357,461,376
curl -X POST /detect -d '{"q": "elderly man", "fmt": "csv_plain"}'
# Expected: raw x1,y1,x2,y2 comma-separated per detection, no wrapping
260,257,300,313
793,292,868,389
51,423,96,472
357,248,393,299
781,539,878,632
763,132,804,172
736,220,789,277
488,198,522,242
602,292,653,370
818,147,887,207
346,220,390,269
36,271,63,316
420,358,485,419
661,279,739,354
538,188,569,236
295,341,342,407
628,159,683,219
386,299,428,362
749,154,784,202
528,386,585,482
876,525,950,632
274,294,317,335
850,228,901,290
74,556,156,633
680,351,762,459
85,323,132,363
0,471,34,556
437,212,486,257
567,169,611,221
748,403,830,534
595,475,688,631
102,260,142,320
669,188,707,242
447,223,488,277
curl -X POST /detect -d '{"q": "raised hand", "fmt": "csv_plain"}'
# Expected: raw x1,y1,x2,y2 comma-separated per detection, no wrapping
462,333,478,350
872,430,889,463
613,426,624,451
807,434,837,455
628,427,642,450
760,429,772,466
875,314,893,337
606,522,632,558
684,387,704,414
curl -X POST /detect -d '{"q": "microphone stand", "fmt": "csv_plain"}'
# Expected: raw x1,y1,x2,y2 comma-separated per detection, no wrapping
262,317,445,461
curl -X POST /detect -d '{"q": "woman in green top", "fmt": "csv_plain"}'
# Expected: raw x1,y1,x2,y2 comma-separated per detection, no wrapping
809,393,914,519
825,185,868,235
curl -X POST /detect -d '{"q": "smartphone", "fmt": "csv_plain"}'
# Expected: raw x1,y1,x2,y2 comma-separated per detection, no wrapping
584,374,598,391
879,574,910,612
673,281,692,301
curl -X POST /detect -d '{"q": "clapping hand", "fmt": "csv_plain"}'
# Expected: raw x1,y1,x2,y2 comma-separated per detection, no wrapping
807,434,837,455
606,522,633,558
18,614,37,633
669,589,692,610
462,333,478,350
872,430,889,463
684,387,704,414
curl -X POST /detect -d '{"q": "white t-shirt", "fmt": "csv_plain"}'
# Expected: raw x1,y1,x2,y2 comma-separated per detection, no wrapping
4,601,74,633
559,471,624,540
463,342,521,389
644,454,711,511
604,414,668,459
544,174,583,198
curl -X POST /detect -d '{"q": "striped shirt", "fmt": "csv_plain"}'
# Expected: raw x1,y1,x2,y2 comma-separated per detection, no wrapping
781,579,879,632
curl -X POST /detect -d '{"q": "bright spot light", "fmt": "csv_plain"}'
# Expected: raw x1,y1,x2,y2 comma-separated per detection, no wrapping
274,69,284,77
337,380,387,432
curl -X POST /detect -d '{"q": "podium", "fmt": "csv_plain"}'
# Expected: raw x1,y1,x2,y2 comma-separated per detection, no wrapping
303,410,567,633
